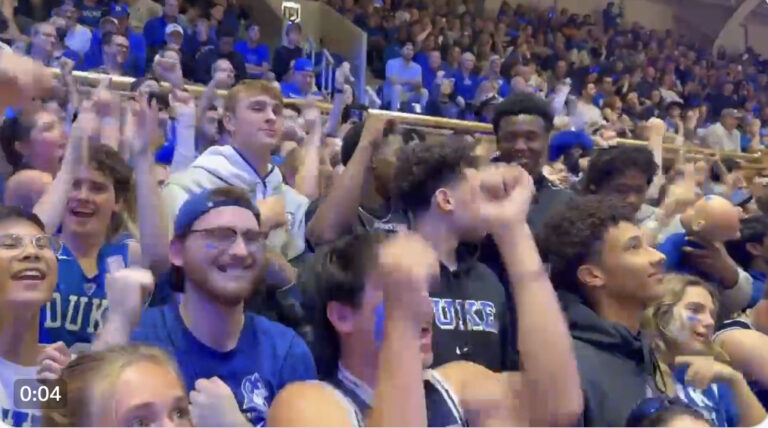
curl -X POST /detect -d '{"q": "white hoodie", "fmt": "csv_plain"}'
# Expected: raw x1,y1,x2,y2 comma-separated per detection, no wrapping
163,145,309,260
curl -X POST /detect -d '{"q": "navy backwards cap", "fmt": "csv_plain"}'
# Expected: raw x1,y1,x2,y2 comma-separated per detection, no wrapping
173,188,259,237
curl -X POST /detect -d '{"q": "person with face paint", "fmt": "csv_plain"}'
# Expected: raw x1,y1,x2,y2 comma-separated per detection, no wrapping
537,195,667,426
32,96,170,352
0,206,59,427
92,186,316,427
269,164,582,427
643,274,766,427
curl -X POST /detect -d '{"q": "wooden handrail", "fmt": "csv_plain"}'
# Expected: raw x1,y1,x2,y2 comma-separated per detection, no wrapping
46,68,768,171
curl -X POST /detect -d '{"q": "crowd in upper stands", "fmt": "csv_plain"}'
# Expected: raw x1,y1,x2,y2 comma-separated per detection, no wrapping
2,0,768,427
4,0,768,154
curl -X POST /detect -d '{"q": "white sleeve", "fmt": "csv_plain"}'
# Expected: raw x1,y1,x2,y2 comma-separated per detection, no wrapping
719,268,753,317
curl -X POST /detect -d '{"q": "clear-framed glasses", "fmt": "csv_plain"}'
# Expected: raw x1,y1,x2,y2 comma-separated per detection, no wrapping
188,227,266,253
0,234,62,254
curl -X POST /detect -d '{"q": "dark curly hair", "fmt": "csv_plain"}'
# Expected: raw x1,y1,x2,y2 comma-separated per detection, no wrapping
492,92,554,135
392,138,478,216
584,145,658,193
725,215,768,271
536,195,637,304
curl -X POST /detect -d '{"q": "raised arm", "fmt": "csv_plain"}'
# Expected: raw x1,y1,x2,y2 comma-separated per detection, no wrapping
306,116,387,245
130,95,170,275
294,104,322,201
33,106,95,233
169,88,198,173
471,164,583,426
324,62,353,138
366,233,434,427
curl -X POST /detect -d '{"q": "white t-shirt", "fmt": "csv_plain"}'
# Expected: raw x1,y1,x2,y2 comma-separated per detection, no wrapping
0,356,41,427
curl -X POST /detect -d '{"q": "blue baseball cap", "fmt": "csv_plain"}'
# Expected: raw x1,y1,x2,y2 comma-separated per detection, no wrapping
173,188,259,237
293,57,314,73
110,3,129,18
548,130,594,162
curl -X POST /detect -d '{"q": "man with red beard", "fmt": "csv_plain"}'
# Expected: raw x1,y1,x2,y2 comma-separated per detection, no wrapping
94,187,316,427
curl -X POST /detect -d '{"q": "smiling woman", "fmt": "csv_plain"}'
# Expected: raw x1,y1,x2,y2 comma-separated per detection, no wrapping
42,345,191,427
643,274,768,427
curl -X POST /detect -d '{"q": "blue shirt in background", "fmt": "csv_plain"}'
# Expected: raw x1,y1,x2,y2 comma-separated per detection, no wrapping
82,28,147,77
673,365,739,427
144,15,178,51
40,240,131,352
452,70,480,102
76,1,103,28
131,302,317,427
280,81,321,99
658,232,765,309
234,40,270,79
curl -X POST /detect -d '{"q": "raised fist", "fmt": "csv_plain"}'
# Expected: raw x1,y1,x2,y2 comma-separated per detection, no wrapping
0,51,54,107
465,164,534,230
372,233,438,322
36,342,72,381
256,196,289,233
105,267,155,327
190,377,250,427
647,117,667,140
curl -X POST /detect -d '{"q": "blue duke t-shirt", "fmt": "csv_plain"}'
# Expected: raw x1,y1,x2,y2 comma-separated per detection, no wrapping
131,302,317,427
234,40,270,78
40,241,131,352
673,365,740,427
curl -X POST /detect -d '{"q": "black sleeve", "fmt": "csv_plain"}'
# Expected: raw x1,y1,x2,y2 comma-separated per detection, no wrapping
273,47,289,82
231,52,247,82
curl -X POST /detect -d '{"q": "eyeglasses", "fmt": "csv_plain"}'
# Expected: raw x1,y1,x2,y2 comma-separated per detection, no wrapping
0,234,62,254
188,227,266,253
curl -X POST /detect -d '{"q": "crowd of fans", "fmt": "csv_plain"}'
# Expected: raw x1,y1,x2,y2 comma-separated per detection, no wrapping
1,0,768,427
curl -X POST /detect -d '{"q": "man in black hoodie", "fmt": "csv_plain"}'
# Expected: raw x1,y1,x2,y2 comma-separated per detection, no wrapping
479,92,576,368
392,138,514,372
536,195,667,426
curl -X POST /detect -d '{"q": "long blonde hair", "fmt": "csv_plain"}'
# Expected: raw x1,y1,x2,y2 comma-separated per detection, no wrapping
643,274,729,394
42,345,184,427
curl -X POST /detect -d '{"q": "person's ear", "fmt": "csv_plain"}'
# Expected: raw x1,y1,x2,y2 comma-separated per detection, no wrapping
169,238,185,268
14,140,29,157
577,263,606,291
691,218,706,233
434,188,454,213
327,302,357,334
222,111,236,133
746,242,764,258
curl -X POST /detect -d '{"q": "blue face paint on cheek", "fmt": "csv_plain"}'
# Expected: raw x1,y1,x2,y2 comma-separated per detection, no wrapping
373,302,385,347
205,243,217,251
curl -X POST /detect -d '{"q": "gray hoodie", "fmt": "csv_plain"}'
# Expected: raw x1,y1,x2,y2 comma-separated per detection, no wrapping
558,291,660,427
163,145,309,260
